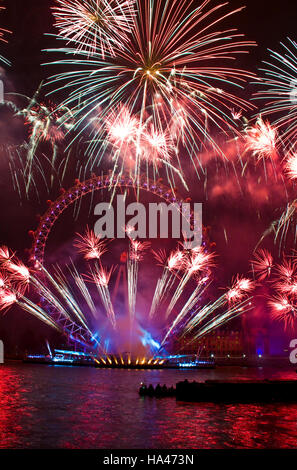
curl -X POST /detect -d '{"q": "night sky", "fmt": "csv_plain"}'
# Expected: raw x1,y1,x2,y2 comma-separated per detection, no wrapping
0,0,296,354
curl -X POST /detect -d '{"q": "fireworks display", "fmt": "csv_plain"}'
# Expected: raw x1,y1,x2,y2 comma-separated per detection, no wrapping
1,0,297,362
251,250,297,331
45,0,256,187
52,0,136,58
0,235,254,356
3,0,297,457
255,38,297,145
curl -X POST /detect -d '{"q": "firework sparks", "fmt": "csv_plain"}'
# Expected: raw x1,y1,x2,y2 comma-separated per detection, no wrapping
269,295,297,330
0,273,61,330
52,0,135,58
106,105,139,147
271,259,297,300
104,105,175,175
0,247,30,294
285,153,297,180
0,289,17,310
244,118,278,162
74,229,115,327
226,276,254,304
149,248,184,318
5,260,30,292
231,109,243,121
23,101,68,145
174,276,254,346
254,38,297,144
166,250,185,272
74,226,107,260
252,249,273,281
185,297,253,342
127,239,150,326
275,259,296,283
186,247,215,277
165,247,215,319
90,265,116,328
255,251,297,331
46,0,256,184
140,126,173,163
0,237,256,356
0,246,12,262
5,89,74,193
129,239,150,262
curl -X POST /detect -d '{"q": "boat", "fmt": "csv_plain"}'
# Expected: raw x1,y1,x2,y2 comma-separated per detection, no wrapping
24,351,215,369
24,349,96,367
163,354,215,369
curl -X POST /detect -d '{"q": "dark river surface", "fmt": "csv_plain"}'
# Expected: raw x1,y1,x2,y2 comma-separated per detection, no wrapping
0,362,297,449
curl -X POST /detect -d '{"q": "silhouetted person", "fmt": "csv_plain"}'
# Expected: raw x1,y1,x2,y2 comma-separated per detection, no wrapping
139,384,147,396
155,384,162,396
148,384,154,396
162,385,168,395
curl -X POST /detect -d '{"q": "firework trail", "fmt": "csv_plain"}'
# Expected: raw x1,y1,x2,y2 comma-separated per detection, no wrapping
44,264,91,330
32,266,92,334
127,238,150,325
189,277,253,329
165,276,254,347
161,278,211,346
68,262,97,317
0,244,117,348
90,265,116,328
184,297,252,343
21,100,73,190
74,228,116,327
254,38,297,145
165,246,215,319
0,5,11,65
0,246,93,332
0,291,62,330
149,248,184,318
251,133,297,250
45,0,256,185
0,254,61,330
258,201,297,252
0,236,256,356
3,87,74,194
52,0,135,58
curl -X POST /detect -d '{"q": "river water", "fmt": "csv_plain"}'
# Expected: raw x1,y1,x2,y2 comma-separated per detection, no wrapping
0,362,297,449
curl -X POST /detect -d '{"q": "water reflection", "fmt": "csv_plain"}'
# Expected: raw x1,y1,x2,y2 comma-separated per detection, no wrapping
0,363,296,448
